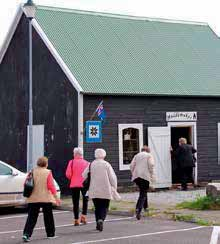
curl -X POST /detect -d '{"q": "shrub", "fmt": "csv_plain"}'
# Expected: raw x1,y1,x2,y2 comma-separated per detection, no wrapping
177,196,220,210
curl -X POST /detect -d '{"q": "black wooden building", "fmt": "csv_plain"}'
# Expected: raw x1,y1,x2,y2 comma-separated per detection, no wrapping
1,5,220,191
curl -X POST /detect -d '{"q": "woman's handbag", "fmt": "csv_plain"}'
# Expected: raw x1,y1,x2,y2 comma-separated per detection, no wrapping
83,163,91,191
23,170,34,197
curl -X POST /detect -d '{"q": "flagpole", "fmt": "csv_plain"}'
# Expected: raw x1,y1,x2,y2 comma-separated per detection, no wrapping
89,100,103,121
83,100,104,133
89,110,97,121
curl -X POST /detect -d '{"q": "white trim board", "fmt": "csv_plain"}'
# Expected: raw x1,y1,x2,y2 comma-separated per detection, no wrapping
0,5,23,64
32,19,83,93
0,6,83,94
32,19,84,148
167,121,198,185
78,93,84,149
0,5,85,149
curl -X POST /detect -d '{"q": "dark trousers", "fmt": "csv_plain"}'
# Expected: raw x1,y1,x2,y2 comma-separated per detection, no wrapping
71,187,88,219
181,167,194,190
134,178,150,214
92,198,110,222
23,203,55,238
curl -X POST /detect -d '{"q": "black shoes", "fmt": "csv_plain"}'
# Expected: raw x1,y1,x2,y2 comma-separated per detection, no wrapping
96,219,103,231
136,210,141,220
181,188,188,191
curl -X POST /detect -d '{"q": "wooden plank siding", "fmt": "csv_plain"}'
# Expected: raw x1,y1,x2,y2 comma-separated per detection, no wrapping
83,95,220,185
0,15,78,192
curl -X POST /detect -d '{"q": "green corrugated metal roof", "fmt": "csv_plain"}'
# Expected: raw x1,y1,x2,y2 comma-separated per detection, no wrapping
35,6,220,96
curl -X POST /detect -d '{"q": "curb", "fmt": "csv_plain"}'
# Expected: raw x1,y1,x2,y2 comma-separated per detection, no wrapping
56,205,217,225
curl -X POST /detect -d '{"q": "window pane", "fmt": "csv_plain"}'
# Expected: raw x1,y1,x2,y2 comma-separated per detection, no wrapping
122,128,139,165
0,163,12,175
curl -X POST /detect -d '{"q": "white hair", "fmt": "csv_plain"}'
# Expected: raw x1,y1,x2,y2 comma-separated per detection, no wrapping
95,148,106,159
73,147,83,156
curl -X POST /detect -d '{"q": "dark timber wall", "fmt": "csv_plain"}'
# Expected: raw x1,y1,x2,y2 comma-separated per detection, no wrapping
0,15,78,192
83,95,220,184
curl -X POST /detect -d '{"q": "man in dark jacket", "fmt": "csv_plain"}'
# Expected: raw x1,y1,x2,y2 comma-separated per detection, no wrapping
174,137,197,191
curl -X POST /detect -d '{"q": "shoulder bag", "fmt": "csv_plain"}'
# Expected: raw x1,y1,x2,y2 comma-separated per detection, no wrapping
23,170,34,198
83,163,91,191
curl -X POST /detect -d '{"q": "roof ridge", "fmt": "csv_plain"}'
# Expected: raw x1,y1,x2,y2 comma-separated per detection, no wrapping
37,5,208,26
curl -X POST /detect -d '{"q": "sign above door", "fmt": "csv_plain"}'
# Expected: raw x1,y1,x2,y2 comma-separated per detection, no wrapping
166,112,197,122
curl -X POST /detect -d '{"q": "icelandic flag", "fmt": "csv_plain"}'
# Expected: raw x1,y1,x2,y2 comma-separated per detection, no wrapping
96,101,106,121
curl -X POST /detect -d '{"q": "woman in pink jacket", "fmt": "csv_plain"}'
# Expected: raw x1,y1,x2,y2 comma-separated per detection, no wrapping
66,147,90,226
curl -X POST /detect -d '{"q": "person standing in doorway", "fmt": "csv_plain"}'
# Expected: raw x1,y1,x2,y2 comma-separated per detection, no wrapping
22,157,60,242
173,137,197,191
82,149,118,232
130,145,155,220
66,147,90,226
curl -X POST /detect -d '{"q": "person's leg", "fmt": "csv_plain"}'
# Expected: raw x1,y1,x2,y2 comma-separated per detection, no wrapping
71,188,80,225
188,167,194,184
181,168,188,190
100,199,110,221
42,203,55,237
23,203,40,240
92,198,100,222
80,188,89,224
94,198,109,232
143,181,150,211
134,178,142,211
134,178,148,218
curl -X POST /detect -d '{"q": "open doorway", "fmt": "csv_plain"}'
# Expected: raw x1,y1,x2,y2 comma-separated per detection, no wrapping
170,126,193,184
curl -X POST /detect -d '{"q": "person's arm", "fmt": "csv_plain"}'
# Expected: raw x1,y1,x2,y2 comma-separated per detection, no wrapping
148,155,156,183
82,164,90,179
47,172,61,205
107,164,117,189
65,160,73,180
130,156,136,173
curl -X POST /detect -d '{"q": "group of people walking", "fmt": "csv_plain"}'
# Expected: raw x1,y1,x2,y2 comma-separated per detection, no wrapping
66,147,118,232
22,136,196,242
22,148,119,242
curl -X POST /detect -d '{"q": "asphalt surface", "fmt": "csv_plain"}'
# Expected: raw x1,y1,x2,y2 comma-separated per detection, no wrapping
0,208,216,244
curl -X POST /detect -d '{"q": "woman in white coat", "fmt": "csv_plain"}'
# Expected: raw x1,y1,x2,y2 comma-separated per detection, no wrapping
83,148,118,231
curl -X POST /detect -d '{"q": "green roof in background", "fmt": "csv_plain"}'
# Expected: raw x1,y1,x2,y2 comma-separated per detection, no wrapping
35,6,220,96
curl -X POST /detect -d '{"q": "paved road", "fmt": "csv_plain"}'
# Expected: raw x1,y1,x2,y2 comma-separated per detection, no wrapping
0,208,216,244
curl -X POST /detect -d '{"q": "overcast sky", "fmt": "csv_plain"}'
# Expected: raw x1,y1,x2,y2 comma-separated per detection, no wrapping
1,0,220,49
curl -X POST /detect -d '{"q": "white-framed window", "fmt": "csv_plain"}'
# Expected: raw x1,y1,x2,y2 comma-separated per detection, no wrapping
118,124,143,171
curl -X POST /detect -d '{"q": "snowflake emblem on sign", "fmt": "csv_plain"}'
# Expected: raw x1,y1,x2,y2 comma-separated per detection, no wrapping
90,126,98,136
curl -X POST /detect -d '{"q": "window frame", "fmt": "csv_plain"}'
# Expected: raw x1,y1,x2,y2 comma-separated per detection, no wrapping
0,162,12,175
118,123,143,171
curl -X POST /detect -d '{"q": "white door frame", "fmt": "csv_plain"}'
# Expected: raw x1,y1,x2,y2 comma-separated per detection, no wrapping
167,121,198,185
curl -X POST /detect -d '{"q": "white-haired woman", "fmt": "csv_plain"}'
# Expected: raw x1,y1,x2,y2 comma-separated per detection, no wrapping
66,147,90,226
82,148,118,232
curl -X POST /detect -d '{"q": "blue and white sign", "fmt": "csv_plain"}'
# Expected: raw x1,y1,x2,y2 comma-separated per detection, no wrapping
86,121,102,143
